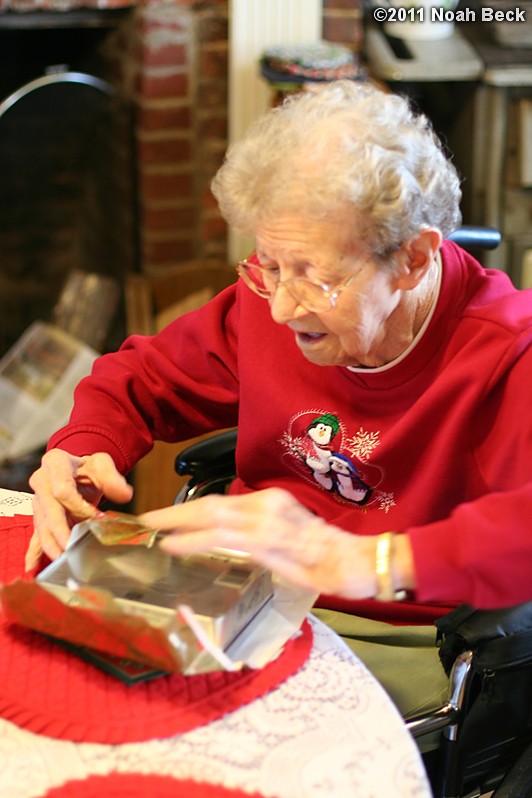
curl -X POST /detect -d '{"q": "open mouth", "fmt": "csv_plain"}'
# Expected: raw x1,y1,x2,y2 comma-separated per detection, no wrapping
295,331,326,345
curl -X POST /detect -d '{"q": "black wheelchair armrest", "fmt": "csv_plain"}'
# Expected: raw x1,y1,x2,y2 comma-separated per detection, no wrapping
174,428,237,484
447,226,501,250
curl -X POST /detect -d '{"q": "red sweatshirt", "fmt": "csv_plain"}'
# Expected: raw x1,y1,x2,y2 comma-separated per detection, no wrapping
49,241,532,624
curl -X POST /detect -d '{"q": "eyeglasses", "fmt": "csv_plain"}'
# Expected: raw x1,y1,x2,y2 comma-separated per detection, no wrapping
236,258,355,313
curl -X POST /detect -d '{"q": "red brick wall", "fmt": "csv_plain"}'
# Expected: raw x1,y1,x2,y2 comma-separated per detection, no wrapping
323,0,364,50
107,0,363,273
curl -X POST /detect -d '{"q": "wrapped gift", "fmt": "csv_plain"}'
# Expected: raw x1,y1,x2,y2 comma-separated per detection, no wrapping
1,511,316,676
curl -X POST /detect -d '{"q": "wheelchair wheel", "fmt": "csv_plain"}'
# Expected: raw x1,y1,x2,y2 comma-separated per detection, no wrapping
491,741,532,798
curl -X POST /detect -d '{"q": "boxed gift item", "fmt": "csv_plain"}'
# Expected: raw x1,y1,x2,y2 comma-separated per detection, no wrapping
1,512,316,676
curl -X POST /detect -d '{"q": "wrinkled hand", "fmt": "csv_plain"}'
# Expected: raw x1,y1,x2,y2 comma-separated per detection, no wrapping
141,488,378,599
26,449,133,570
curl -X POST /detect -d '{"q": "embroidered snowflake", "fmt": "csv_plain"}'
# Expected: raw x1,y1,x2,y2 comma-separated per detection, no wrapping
377,491,396,513
346,427,380,462
280,431,305,459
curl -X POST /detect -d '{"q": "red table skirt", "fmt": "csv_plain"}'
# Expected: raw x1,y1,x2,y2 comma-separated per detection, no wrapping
0,515,312,743
44,773,266,798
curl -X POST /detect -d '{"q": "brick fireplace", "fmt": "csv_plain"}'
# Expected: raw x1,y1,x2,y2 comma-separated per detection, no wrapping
0,0,363,354
105,0,364,272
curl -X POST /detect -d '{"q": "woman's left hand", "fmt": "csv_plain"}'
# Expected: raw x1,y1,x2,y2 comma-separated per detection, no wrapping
140,487,378,598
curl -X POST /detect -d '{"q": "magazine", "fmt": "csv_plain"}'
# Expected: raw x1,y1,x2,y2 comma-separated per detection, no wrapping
0,321,98,462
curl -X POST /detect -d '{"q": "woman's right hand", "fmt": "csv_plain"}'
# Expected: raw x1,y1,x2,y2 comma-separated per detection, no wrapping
26,449,133,571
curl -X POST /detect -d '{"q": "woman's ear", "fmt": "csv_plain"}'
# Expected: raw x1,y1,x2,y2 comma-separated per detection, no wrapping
395,228,442,290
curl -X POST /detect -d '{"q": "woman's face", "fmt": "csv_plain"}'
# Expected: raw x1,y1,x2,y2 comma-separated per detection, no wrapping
253,211,413,369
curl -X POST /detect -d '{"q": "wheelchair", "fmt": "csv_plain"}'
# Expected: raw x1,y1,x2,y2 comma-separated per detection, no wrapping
172,227,532,798
174,427,532,798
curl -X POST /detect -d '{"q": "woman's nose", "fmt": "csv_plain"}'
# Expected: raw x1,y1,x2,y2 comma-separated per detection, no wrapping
269,285,307,324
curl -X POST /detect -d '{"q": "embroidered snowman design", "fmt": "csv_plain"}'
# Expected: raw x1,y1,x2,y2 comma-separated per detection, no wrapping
328,452,372,505
301,413,339,490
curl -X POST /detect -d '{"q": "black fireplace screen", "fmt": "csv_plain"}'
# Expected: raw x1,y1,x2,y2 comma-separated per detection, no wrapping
0,69,137,356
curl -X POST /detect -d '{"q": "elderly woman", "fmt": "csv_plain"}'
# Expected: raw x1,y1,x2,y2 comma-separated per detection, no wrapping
27,81,532,717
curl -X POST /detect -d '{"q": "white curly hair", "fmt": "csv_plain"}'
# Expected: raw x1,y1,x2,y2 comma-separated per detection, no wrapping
211,80,462,260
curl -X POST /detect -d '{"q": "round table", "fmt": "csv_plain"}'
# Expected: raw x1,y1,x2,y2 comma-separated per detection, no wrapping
0,490,432,798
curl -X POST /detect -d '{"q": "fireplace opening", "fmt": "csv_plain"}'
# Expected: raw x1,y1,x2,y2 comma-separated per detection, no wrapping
0,14,137,357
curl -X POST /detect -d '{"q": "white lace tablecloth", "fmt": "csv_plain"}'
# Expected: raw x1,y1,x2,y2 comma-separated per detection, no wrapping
0,488,33,516
0,490,432,798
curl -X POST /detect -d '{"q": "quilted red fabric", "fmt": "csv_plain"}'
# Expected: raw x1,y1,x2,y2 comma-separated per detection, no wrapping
0,516,312,743
44,773,266,798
